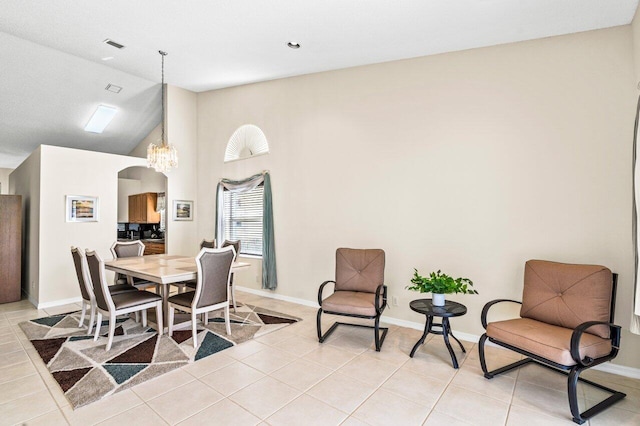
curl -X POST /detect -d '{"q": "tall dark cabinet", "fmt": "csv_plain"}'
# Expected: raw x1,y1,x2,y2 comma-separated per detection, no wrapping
0,195,22,303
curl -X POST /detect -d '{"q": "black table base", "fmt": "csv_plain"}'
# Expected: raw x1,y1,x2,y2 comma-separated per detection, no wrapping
409,299,467,369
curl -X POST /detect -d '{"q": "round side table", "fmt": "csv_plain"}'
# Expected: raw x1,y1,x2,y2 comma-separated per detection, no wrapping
409,299,467,368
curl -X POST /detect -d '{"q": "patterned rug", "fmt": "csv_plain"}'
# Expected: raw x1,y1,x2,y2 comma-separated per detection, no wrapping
19,303,300,409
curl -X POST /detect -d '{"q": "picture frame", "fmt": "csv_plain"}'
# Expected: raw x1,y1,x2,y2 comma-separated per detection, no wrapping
66,195,99,222
173,200,193,221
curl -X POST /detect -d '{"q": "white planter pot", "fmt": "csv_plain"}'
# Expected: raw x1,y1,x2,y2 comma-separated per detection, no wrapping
432,293,445,306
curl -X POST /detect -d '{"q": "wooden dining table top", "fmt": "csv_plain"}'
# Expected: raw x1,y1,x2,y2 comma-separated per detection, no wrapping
104,254,250,285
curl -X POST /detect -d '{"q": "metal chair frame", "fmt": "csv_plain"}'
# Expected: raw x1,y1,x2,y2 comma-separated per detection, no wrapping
478,273,625,424
317,280,388,351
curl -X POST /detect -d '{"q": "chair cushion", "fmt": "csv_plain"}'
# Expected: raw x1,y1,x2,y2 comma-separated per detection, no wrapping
108,284,138,295
168,291,196,308
521,260,613,338
335,248,385,293
486,318,612,366
111,291,161,310
322,291,380,317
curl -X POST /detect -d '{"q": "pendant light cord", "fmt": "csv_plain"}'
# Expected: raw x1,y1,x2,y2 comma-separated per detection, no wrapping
159,50,167,146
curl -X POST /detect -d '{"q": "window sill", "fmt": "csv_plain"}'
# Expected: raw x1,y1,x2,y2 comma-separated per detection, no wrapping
239,254,263,260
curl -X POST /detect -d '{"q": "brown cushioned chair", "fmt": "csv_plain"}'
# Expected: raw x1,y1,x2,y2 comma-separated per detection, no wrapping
167,246,235,348
86,250,163,351
317,248,388,351
479,260,625,424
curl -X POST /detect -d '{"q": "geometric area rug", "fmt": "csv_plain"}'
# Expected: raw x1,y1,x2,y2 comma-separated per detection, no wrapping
19,303,300,410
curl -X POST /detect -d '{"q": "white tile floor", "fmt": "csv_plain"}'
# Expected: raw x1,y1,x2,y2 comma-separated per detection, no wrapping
1,292,639,425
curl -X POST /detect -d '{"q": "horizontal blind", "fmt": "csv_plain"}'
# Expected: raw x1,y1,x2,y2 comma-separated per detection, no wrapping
223,185,263,256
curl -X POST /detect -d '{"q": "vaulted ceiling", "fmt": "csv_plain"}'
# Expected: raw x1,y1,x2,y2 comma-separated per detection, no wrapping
0,0,638,168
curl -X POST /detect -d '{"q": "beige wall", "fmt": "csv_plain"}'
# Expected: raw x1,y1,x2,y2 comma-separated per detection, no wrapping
129,86,199,256
17,145,147,306
197,27,640,367
0,167,13,194
9,149,40,302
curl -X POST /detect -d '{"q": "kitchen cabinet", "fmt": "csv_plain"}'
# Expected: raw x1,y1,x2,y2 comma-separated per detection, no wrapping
0,195,22,304
128,192,161,223
143,242,165,255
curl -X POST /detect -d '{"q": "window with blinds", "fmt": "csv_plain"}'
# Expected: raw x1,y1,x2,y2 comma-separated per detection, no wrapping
222,184,264,256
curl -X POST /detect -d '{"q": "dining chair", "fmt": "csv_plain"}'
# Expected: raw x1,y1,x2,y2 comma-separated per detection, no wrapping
85,250,163,351
201,239,216,249
222,239,241,311
167,246,235,348
177,239,218,294
71,247,138,335
110,240,159,293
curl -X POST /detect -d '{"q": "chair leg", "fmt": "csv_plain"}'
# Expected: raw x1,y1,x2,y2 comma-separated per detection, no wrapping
192,312,198,348
142,309,148,327
316,308,323,341
135,311,140,323
79,302,87,327
168,306,175,337
374,315,381,351
478,333,490,376
224,304,231,335
230,278,237,312
87,301,96,335
155,302,163,335
203,312,209,325
106,313,116,351
94,312,102,341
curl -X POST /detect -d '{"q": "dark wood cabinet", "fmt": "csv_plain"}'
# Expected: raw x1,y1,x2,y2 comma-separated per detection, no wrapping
0,195,22,304
143,242,165,255
128,193,160,224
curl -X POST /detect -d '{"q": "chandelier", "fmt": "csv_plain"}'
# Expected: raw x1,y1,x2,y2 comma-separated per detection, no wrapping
147,50,178,173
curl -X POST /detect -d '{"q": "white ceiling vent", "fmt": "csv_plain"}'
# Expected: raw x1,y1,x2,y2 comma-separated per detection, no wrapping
105,84,122,93
103,39,125,49
224,124,269,162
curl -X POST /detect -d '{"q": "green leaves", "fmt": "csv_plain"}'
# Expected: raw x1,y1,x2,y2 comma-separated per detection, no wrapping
406,268,478,295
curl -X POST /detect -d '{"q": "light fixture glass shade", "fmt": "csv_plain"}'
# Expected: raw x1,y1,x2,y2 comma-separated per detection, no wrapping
147,141,178,173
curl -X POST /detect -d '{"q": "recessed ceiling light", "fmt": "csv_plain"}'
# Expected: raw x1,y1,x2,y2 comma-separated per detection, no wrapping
103,39,125,49
84,105,117,133
287,42,301,49
105,84,122,94
101,56,114,61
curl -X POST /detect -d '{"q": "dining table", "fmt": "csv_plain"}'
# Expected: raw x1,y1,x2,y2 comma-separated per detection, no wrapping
104,254,250,329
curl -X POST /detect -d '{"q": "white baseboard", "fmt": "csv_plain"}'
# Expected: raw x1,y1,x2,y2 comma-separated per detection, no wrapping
37,296,82,310
236,286,318,308
236,286,640,379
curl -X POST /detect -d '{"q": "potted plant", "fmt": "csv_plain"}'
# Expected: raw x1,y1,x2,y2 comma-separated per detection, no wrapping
407,269,478,306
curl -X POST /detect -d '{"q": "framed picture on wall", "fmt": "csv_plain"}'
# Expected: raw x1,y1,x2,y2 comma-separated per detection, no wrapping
66,195,99,222
173,200,193,221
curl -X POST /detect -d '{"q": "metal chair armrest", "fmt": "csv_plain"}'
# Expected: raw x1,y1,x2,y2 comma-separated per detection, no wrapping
570,321,622,366
318,280,336,306
375,284,387,314
481,299,522,329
